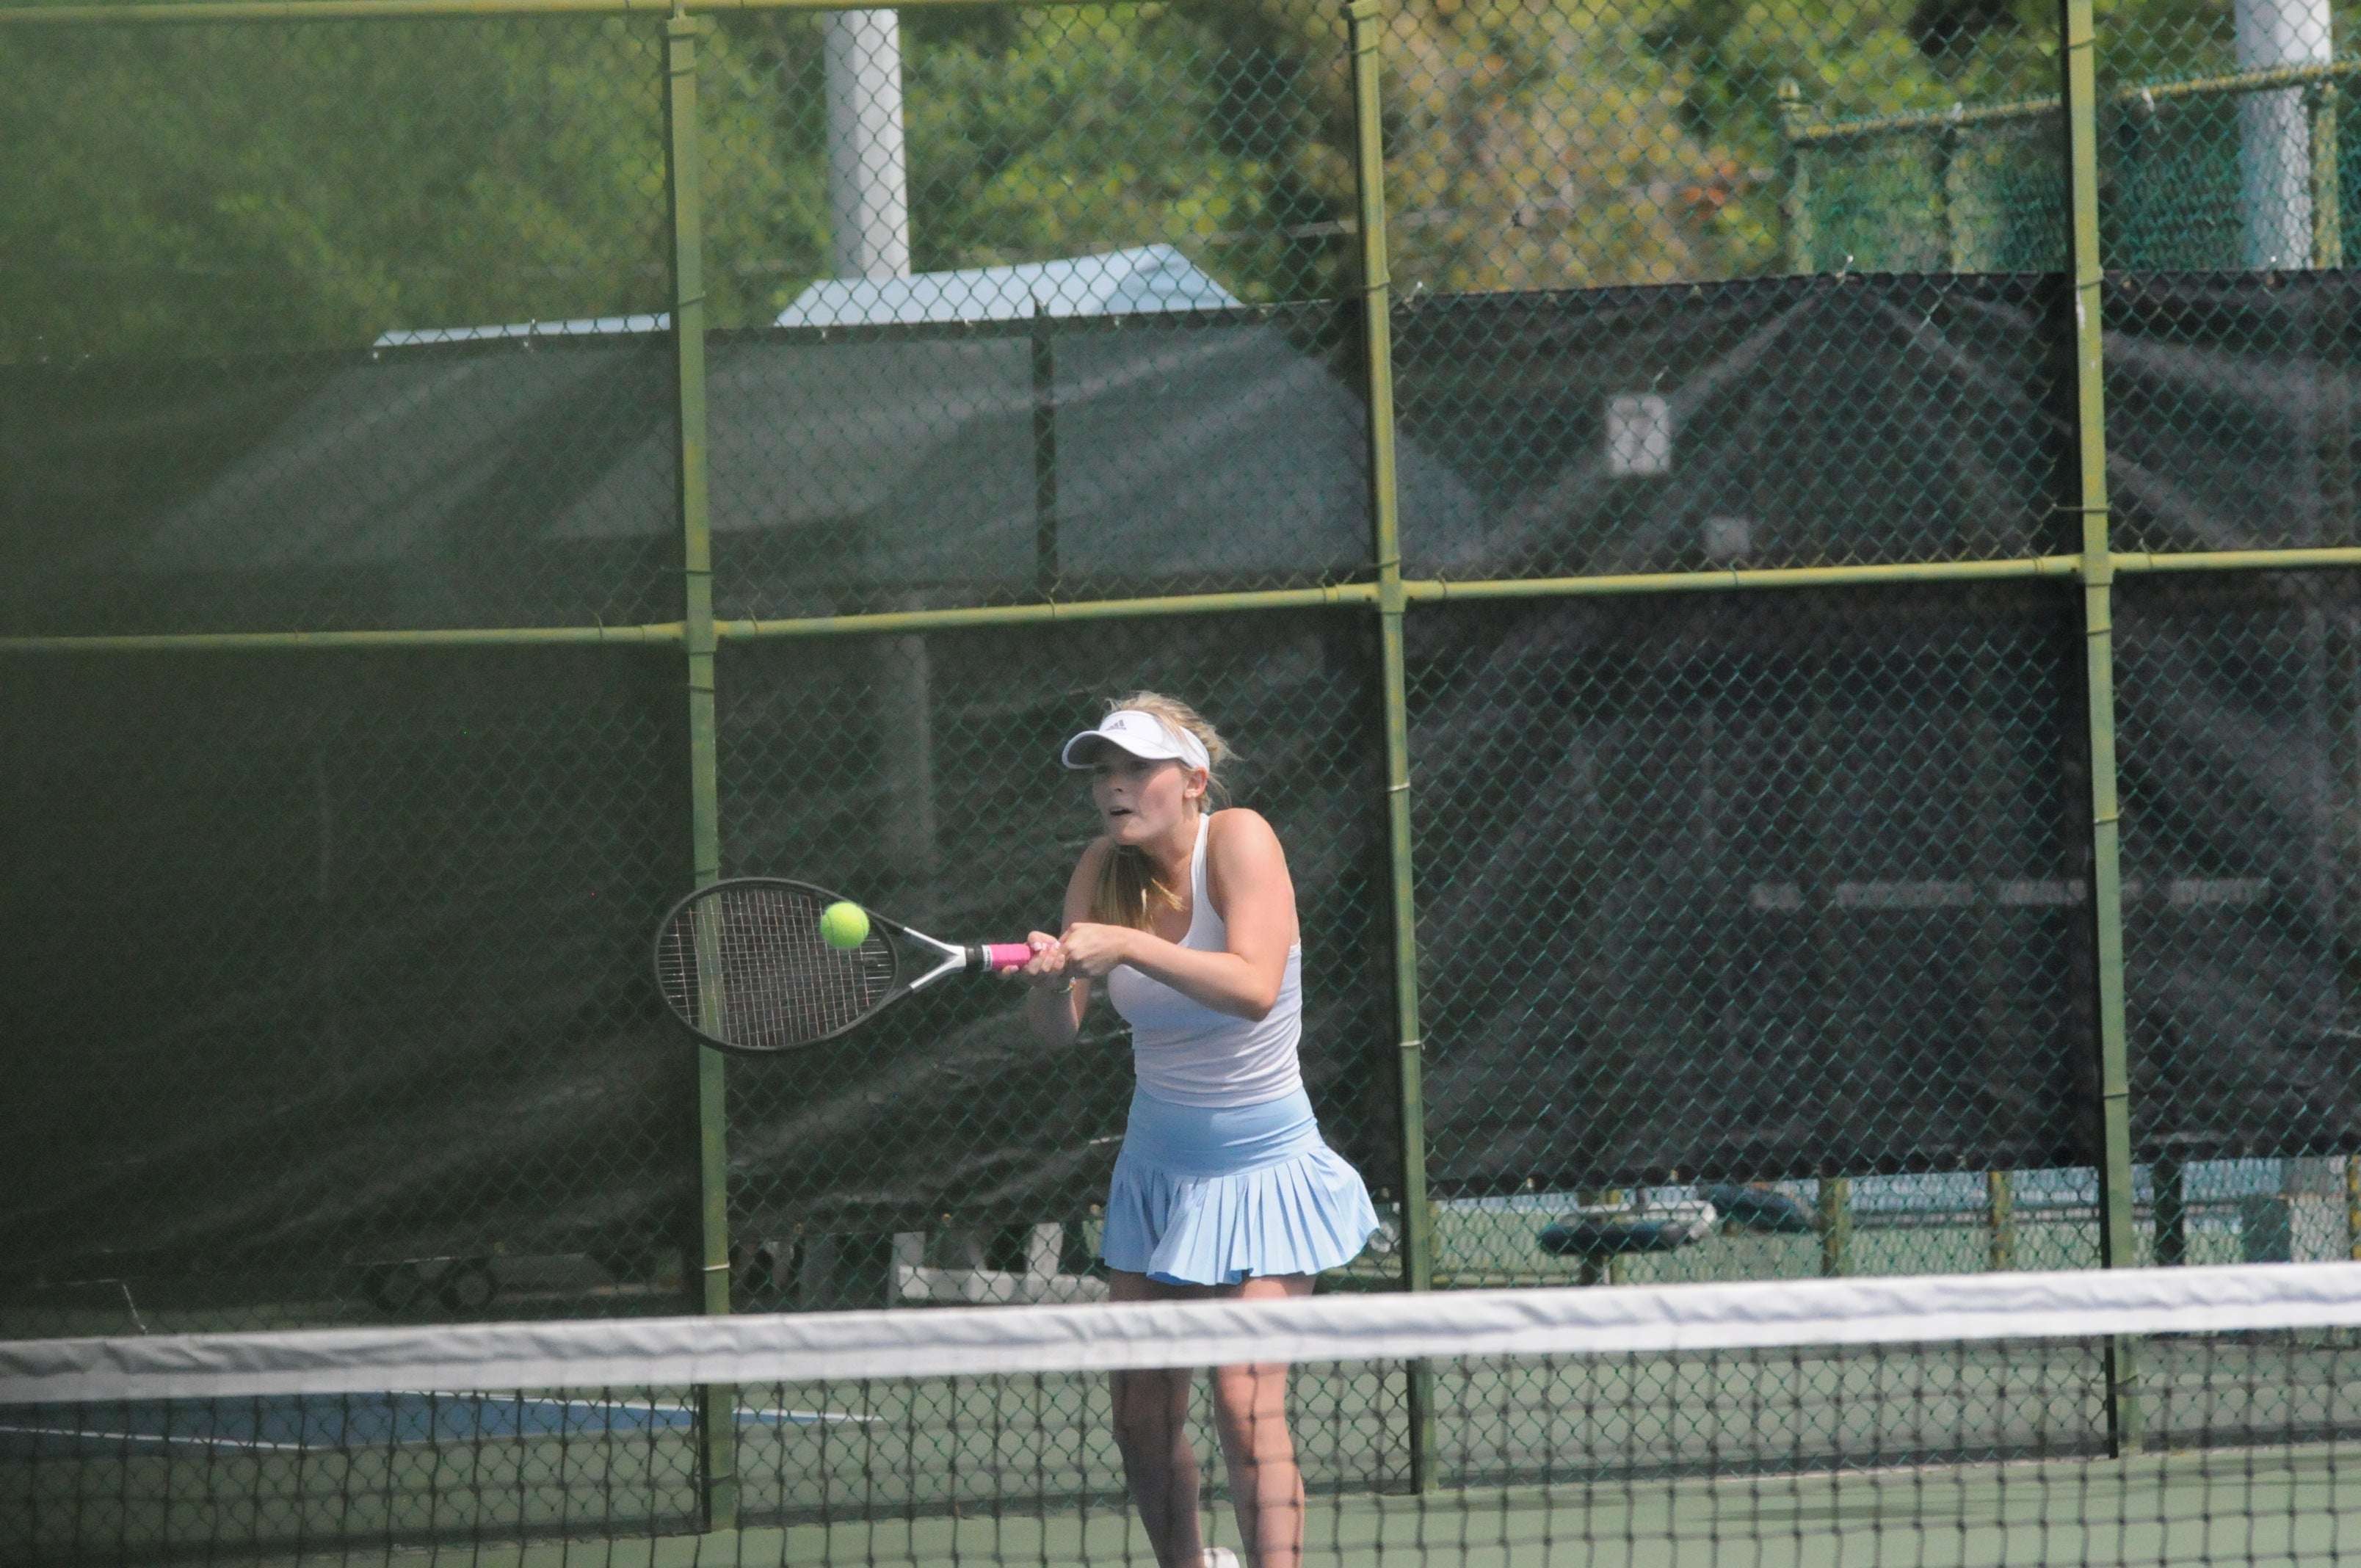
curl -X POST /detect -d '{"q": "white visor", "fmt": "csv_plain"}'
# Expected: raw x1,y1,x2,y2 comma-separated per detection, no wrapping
1061,710,1211,774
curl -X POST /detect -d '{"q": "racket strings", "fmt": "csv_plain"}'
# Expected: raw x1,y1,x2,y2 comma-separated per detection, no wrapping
657,886,896,1050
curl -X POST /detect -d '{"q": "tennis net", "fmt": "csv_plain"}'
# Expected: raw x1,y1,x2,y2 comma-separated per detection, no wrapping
6,1263,2360,1565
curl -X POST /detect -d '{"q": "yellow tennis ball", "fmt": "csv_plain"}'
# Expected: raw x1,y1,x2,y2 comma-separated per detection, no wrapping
819,901,870,950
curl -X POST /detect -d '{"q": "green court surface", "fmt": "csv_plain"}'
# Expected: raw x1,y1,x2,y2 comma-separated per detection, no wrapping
164,1446,2356,1567
741,1448,2359,1568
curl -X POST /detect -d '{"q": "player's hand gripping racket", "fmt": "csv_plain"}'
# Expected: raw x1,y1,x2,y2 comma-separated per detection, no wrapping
652,878,1033,1055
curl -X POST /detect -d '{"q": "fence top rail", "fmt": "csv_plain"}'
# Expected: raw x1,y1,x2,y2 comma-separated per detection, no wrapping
1788,92,2064,144
1789,57,2361,145
12,551,2361,654
0,623,688,653
0,0,1089,23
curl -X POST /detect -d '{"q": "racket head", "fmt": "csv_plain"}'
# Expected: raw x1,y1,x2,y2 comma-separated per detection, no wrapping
652,878,901,1055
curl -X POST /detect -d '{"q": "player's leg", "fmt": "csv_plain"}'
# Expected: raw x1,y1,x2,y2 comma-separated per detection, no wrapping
1208,1272,1314,1568
1109,1268,1205,1568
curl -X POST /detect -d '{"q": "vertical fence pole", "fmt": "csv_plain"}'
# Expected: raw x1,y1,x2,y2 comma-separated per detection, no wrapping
1031,300,1059,595
666,10,736,1532
2059,0,2142,1456
1343,0,1435,1494
2311,84,2343,268
1817,1177,1852,1277
1987,1170,2017,1271
1935,125,1959,271
1777,79,1816,273
2346,1154,2360,1259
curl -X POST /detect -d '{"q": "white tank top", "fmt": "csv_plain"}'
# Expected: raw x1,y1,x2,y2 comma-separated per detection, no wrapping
1103,813,1305,1108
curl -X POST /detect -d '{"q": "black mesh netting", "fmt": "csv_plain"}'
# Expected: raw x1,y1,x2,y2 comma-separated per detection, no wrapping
1391,275,2078,578
1408,586,2098,1196
0,338,681,637
702,308,1410,619
0,649,692,1332
2117,570,2361,1165
18,269,2361,1315
2108,272,2361,554
23,274,2361,641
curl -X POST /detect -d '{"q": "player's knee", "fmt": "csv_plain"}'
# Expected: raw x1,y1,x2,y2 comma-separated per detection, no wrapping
1110,1384,1183,1449
1209,1367,1287,1437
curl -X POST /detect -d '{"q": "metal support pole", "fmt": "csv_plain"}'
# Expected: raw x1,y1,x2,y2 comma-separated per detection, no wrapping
1817,1177,1853,1277
1937,125,1966,272
824,7,910,279
2238,0,2334,269
1345,0,1434,1495
2312,83,2343,267
1032,300,1059,595
1777,79,1816,273
1987,1171,2017,1271
666,10,736,1532
2060,0,2142,1457
2346,1153,2360,1259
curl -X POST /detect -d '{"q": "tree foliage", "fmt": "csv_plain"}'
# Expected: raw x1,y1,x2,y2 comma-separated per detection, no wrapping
1,18,678,358
0,0,2272,362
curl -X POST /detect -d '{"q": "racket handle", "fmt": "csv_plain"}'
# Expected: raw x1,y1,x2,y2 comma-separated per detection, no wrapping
982,943,1034,973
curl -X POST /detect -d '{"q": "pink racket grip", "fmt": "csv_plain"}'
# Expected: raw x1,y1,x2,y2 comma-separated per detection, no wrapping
984,943,1035,973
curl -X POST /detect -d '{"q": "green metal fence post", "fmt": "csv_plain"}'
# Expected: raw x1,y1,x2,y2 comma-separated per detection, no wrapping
2347,1155,2360,1259
1031,300,1060,595
1935,124,1959,271
665,8,736,1532
1777,79,1816,273
1345,0,1435,1495
1987,1171,2017,1271
2059,0,2142,1456
2313,84,2344,268
1816,1177,1853,1277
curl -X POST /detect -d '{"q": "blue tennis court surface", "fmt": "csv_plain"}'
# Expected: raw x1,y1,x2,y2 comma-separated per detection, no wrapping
0,1391,870,1454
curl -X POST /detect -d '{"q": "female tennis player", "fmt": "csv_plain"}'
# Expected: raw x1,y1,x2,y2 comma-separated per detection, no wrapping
1020,693,1379,1568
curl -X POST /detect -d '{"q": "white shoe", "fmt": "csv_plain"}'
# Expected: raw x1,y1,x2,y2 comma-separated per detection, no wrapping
1203,1552,1240,1568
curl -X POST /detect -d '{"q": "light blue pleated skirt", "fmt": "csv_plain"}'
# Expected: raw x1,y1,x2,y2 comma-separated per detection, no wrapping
1100,1084,1381,1286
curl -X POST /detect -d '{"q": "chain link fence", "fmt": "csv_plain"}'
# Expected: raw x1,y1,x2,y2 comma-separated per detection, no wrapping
713,614,1398,1310
1407,586,2102,1285
0,648,692,1332
6,0,2361,1536
1393,274,2075,578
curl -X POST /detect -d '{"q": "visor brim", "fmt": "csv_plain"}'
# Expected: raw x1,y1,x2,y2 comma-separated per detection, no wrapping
1061,733,1177,769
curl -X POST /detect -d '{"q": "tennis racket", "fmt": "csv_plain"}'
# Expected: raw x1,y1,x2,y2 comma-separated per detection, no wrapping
652,878,1034,1056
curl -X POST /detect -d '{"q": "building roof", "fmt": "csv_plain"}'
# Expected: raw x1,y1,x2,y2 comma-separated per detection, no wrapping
777,244,1240,327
